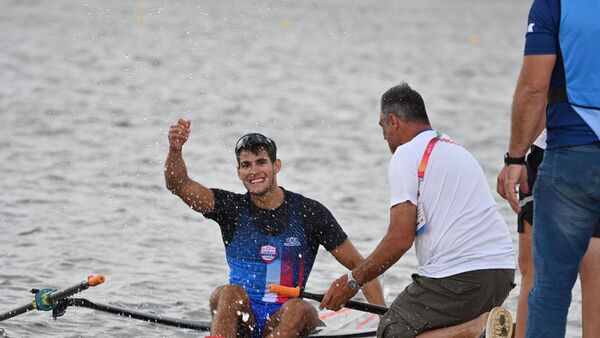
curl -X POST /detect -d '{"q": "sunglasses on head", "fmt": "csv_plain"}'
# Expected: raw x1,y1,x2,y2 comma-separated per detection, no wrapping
235,133,277,155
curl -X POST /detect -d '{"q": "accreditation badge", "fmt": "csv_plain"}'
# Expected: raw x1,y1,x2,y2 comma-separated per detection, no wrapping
416,198,427,235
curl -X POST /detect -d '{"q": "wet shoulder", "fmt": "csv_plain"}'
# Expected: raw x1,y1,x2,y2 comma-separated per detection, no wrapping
204,188,248,220
285,190,331,218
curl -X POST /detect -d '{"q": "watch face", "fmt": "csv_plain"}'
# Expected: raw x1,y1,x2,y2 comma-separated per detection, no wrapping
348,279,360,291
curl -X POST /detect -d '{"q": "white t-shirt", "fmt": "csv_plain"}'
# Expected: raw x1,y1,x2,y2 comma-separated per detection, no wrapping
389,130,515,278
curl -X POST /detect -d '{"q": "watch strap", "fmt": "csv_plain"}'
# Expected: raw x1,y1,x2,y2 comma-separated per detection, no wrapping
504,152,526,165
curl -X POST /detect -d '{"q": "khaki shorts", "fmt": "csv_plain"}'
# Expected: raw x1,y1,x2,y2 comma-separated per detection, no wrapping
377,269,515,338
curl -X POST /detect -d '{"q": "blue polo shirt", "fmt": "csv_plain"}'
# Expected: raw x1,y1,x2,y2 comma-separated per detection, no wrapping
524,0,600,149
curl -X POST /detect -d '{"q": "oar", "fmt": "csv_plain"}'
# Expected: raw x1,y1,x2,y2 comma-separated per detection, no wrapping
66,298,211,331
269,285,388,315
0,274,105,321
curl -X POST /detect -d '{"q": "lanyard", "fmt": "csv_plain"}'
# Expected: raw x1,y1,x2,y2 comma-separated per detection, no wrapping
415,131,442,236
418,131,443,182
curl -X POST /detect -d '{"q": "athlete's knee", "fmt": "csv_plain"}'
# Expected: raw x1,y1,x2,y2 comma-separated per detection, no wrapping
280,298,318,318
275,298,319,331
210,284,250,311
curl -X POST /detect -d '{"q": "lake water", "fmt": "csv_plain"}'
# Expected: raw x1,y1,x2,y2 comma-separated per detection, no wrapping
0,1,584,337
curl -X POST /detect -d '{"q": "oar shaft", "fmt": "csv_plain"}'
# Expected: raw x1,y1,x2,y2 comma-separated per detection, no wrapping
68,298,211,331
0,302,34,321
268,285,388,316
47,281,89,302
302,291,387,315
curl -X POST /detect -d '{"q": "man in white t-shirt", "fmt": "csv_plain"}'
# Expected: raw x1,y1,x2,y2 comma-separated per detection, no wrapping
320,83,516,338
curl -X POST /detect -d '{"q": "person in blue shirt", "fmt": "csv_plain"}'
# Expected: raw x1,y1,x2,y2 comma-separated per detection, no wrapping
164,119,384,338
497,0,600,337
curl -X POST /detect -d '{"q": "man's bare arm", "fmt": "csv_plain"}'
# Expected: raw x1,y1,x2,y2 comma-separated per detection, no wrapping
497,54,556,211
509,54,556,157
164,119,215,214
352,202,416,286
319,202,415,311
329,239,386,306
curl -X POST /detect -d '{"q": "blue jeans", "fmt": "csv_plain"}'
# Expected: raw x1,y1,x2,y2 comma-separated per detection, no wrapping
527,144,600,337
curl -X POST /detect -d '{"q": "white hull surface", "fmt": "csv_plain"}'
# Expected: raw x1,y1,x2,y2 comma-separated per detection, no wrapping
309,308,379,337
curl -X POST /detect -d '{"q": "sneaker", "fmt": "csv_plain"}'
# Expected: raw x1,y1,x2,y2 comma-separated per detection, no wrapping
483,307,513,338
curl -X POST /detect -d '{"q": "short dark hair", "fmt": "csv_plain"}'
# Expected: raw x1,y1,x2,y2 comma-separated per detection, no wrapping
234,133,277,163
380,83,430,124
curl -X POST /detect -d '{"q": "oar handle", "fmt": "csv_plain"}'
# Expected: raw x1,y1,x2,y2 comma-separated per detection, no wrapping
48,274,106,302
268,285,388,315
88,275,106,287
269,284,302,298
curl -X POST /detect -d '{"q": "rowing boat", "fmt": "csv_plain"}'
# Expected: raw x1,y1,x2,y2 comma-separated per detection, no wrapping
311,307,378,337
0,275,383,337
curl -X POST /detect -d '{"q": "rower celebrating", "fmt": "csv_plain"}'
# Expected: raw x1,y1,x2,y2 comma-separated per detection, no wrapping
164,120,385,338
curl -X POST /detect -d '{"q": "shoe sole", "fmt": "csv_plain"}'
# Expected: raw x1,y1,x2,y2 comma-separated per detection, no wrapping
485,307,513,338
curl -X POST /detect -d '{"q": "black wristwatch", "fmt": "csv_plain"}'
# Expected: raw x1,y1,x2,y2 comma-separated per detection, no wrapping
504,152,526,165
347,271,361,291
